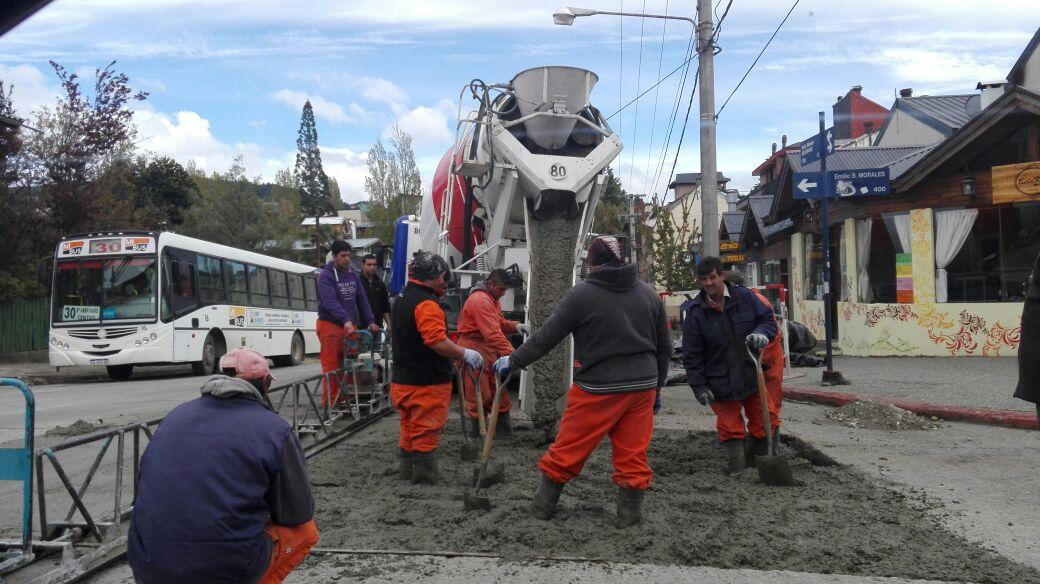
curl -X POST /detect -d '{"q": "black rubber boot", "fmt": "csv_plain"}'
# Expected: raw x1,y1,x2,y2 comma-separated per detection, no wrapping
397,449,413,481
497,410,513,437
466,417,482,439
722,439,746,474
745,437,767,468
411,450,440,485
531,474,564,520
616,487,645,528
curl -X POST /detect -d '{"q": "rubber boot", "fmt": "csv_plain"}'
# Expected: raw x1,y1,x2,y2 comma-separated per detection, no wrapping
745,437,767,469
466,417,482,439
411,450,440,485
497,410,513,437
722,439,746,474
531,474,564,520
616,487,644,528
397,449,413,480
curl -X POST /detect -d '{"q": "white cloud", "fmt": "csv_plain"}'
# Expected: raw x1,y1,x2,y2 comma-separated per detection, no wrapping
273,89,359,124
134,107,264,176
0,64,58,117
390,102,453,149
321,146,370,203
359,76,409,111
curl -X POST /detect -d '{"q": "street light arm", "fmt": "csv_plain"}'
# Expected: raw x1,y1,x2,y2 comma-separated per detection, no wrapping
554,7,695,28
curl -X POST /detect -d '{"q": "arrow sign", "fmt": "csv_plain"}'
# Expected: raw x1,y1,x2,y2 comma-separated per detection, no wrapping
800,130,836,166
797,177,818,193
793,171,825,199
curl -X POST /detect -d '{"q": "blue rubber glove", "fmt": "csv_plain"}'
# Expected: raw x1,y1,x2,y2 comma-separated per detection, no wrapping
461,349,484,370
493,356,512,378
653,388,662,415
691,385,715,406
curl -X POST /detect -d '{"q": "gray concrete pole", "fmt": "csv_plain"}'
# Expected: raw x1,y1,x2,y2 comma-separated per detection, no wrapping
628,194,638,266
697,0,719,258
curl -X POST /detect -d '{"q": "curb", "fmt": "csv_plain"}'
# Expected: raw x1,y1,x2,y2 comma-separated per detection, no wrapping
783,385,1038,431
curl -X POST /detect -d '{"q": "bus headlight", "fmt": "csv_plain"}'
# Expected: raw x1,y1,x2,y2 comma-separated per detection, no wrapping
135,340,142,347
61,343,70,350
150,333,157,340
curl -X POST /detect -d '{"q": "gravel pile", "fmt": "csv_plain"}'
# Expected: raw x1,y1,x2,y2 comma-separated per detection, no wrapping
44,418,111,437
826,400,941,431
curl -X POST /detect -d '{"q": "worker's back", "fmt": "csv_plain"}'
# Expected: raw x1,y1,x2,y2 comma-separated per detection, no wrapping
128,377,294,584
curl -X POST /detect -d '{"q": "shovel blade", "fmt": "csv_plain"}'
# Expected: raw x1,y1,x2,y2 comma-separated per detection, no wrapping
463,491,492,511
756,454,798,487
473,462,505,487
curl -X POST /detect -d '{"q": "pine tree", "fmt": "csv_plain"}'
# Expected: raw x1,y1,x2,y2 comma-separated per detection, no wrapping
293,100,332,265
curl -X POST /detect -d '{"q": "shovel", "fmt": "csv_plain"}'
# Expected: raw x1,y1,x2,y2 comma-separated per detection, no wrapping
747,341,797,487
455,366,479,462
463,371,512,511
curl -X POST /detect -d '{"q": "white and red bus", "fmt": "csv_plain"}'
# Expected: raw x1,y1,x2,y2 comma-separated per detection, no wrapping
49,231,319,380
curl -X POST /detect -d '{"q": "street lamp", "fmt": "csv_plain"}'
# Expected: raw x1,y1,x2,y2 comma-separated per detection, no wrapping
553,5,720,257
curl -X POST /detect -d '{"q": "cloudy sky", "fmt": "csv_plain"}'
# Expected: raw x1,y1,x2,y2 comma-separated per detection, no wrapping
2,0,1038,200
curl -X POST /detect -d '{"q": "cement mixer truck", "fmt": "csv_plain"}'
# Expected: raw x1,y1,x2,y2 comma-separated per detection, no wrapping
394,66,622,432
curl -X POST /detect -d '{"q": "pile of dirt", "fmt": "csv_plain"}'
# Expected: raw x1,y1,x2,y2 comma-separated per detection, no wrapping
826,400,940,431
44,418,111,437
307,419,1040,584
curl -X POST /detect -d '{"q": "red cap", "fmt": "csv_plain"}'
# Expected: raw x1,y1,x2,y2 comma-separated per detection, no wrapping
219,348,275,381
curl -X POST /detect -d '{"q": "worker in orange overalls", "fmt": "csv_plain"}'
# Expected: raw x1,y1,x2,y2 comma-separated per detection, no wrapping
493,236,671,528
390,251,484,484
725,271,786,465
456,269,527,437
681,258,782,474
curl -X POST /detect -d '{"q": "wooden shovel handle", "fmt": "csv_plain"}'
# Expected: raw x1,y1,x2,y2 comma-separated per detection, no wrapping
481,375,506,463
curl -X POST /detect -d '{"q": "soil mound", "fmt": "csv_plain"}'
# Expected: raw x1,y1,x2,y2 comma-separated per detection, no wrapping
307,420,1039,584
826,400,940,431
44,419,111,437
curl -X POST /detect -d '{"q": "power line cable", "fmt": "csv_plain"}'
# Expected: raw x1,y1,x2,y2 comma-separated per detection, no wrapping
627,0,648,190
716,0,799,118
642,0,670,195
617,0,624,177
665,66,700,195
649,33,695,200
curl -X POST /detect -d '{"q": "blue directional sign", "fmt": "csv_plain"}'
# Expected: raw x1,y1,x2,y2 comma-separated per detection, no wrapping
793,168,891,200
799,128,835,166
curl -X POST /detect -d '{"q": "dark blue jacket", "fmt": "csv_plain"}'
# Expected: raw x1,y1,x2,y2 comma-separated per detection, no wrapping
128,376,313,584
681,283,778,401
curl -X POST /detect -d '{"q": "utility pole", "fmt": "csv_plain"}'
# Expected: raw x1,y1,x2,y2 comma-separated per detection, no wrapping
617,193,643,268
697,0,719,258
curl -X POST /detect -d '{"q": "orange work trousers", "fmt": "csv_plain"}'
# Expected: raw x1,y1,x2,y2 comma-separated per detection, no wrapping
538,384,656,490
709,389,780,442
258,519,319,584
317,320,346,407
762,340,784,418
460,362,511,419
391,382,452,453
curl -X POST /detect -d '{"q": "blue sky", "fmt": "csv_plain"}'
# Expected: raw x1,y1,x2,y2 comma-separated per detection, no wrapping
2,0,1038,200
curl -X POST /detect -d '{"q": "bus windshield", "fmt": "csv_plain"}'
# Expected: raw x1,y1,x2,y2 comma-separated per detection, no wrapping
53,257,158,323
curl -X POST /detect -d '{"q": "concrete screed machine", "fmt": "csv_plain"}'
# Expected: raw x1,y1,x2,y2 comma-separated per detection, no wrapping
412,66,622,430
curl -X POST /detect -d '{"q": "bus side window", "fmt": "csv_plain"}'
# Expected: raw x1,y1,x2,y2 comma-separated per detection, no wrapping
197,255,225,304
224,260,249,305
271,271,289,309
171,260,199,317
304,276,318,311
288,274,306,310
160,256,172,322
248,265,271,307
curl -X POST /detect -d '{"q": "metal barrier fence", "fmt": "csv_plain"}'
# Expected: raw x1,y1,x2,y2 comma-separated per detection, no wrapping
0,297,49,355
0,339,391,582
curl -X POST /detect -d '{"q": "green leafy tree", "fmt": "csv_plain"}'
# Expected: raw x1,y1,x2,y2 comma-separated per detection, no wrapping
364,125,421,242
592,167,628,236
132,156,199,228
645,193,698,291
0,82,45,301
293,100,332,264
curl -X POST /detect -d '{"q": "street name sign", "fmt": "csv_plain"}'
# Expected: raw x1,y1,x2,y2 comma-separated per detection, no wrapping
799,129,834,166
793,168,891,200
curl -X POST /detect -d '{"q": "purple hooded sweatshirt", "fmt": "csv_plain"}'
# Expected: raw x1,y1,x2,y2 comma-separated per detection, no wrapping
317,262,375,327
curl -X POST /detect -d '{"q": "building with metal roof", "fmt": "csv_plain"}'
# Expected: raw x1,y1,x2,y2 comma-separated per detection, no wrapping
875,93,981,147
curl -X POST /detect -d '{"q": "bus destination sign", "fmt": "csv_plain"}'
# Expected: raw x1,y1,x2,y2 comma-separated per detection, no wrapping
59,236,156,257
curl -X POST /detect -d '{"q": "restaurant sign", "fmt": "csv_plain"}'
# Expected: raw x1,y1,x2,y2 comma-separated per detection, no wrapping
992,161,1040,204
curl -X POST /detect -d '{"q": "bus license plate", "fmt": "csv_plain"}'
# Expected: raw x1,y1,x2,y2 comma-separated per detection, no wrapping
90,359,109,365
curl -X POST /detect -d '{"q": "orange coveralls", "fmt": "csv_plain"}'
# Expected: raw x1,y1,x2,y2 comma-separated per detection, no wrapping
709,290,785,441
258,519,320,584
456,288,519,418
390,298,453,453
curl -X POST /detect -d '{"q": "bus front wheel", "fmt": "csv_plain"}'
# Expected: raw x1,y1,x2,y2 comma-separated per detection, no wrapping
106,364,134,380
192,333,224,376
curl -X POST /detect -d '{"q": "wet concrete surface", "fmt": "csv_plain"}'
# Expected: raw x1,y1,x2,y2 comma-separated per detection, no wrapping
305,417,1040,584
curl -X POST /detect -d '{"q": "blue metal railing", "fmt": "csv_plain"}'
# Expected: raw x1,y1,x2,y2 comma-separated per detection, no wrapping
0,378,36,573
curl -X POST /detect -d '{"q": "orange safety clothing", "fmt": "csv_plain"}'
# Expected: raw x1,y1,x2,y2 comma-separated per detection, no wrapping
317,319,346,407
709,391,780,442
749,289,785,418
391,382,452,453
538,384,656,490
258,519,320,584
414,297,449,346
457,287,518,417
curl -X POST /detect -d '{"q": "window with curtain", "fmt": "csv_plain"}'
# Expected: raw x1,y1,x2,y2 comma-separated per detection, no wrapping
804,234,824,300
944,202,1040,302
942,208,992,302
866,218,896,303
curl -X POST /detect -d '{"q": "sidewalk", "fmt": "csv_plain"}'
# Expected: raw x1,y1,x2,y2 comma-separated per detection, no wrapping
783,356,1037,430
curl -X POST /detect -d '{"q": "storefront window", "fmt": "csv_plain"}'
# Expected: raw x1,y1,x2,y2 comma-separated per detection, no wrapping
865,218,897,303
804,233,824,300
944,203,1040,302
